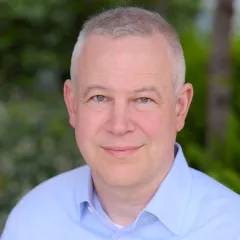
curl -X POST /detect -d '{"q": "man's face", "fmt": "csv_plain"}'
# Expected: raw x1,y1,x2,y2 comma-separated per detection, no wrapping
64,34,193,187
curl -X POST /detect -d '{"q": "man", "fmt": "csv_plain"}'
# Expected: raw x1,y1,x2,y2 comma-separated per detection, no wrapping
1,6,240,240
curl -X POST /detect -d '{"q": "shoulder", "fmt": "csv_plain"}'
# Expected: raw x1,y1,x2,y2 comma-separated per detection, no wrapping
186,167,240,233
1,165,90,239
190,167,240,205
16,164,90,208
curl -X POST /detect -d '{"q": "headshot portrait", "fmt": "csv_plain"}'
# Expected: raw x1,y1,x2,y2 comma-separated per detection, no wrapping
1,2,240,240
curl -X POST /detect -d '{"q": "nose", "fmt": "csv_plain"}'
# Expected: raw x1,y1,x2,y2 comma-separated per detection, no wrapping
107,100,135,136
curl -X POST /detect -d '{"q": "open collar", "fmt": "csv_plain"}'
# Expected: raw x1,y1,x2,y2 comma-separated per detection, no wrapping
78,143,192,235
144,143,192,235
77,166,94,217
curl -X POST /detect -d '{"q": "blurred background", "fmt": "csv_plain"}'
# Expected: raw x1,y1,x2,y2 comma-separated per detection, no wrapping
0,0,240,232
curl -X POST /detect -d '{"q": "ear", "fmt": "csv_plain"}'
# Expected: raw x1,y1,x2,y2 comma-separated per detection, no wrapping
175,83,193,132
63,79,77,128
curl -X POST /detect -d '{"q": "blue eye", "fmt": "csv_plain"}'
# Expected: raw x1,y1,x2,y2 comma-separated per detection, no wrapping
138,97,152,103
92,95,107,102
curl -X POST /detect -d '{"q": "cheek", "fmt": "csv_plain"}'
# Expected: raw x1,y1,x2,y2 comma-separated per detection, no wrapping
135,109,175,140
75,106,107,141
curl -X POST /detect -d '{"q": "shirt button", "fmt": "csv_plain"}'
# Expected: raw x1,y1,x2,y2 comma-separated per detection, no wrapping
88,206,94,213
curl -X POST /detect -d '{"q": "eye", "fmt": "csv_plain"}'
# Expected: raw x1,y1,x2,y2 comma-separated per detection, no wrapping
91,95,107,102
137,97,153,103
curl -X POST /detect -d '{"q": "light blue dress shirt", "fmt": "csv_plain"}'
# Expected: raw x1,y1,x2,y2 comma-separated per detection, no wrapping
1,143,240,240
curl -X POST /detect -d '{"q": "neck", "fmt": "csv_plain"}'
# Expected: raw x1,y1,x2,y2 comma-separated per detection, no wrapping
92,160,173,226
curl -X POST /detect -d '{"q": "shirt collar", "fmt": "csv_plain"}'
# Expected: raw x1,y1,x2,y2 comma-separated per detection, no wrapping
77,167,94,217
144,143,192,235
77,143,192,234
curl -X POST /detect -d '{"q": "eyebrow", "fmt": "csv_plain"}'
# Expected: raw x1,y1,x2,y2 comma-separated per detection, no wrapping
133,86,162,99
83,85,110,98
83,84,162,99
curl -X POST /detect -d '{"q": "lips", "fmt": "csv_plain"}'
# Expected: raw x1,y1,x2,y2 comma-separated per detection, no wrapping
102,145,142,158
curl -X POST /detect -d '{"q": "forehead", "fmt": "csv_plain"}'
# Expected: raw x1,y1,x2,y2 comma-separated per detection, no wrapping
76,33,172,90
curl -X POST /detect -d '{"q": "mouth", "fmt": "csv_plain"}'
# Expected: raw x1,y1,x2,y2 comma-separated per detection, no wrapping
102,145,143,158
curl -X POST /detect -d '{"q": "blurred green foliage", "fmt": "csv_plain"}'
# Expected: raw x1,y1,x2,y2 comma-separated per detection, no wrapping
178,31,240,193
0,96,84,229
0,0,201,98
1,0,240,233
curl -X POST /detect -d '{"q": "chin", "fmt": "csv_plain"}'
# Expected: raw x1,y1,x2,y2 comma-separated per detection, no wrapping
106,177,140,187
89,151,147,186
102,167,143,187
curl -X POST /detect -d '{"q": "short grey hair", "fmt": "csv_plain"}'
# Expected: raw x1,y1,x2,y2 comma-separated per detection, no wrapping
70,7,186,93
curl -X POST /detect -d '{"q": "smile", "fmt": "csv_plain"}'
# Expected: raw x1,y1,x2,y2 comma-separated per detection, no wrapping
102,145,142,158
